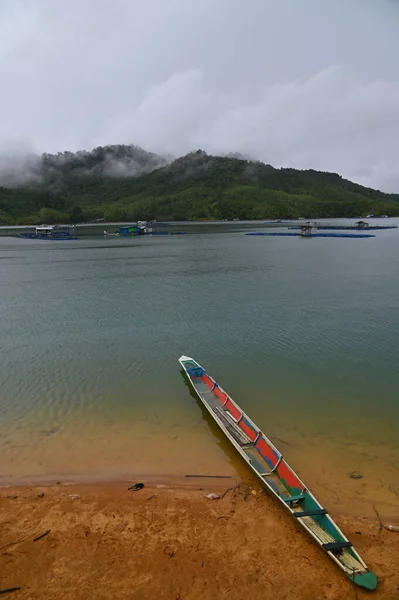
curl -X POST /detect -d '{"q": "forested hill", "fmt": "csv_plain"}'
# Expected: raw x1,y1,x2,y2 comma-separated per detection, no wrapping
0,146,398,224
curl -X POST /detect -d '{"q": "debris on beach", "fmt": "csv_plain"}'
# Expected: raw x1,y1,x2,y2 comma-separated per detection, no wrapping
128,483,145,491
33,529,51,542
67,494,81,500
349,472,364,479
0,587,21,595
372,504,399,532
206,493,220,500
185,474,232,479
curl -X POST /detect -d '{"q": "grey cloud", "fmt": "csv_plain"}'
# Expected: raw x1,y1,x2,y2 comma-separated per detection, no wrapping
0,151,41,187
1,0,399,191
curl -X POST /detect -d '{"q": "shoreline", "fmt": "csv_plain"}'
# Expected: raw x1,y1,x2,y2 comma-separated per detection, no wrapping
0,472,241,492
1,480,398,599
2,448,398,525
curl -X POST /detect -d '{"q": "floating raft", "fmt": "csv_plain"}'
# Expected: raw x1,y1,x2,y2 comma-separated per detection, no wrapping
179,355,378,591
18,233,78,240
289,225,397,231
245,232,375,238
151,231,187,235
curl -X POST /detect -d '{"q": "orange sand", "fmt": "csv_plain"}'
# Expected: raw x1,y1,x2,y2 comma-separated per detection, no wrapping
1,480,398,600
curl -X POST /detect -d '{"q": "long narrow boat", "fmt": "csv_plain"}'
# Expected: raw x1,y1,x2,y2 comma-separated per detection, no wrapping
179,355,377,591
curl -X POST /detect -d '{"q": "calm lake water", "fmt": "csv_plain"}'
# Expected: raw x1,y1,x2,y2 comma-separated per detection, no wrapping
1,221,398,517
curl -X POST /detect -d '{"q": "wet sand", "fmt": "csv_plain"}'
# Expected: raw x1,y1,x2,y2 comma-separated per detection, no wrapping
1,479,398,600
2,416,398,523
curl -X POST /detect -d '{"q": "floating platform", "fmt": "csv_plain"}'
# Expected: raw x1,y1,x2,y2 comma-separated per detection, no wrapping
118,223,187,236
289,225,397,231
245,232,375,238
18,224,78,240
151,231,187,235
18,233,78,240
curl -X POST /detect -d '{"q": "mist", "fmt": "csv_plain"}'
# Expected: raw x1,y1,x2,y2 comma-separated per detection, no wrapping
1,0,399,191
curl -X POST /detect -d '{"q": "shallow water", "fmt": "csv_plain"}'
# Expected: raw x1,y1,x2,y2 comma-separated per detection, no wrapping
1,221,398,516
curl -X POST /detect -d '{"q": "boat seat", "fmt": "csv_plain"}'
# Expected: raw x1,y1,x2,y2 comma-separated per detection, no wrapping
322,541,353,552
293,509,328,517
283,494,306,503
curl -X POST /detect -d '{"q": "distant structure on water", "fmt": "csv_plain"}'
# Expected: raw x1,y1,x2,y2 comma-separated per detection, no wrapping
289,220,397,232
105,221,187,237
19,225,78,240
246,223,375,239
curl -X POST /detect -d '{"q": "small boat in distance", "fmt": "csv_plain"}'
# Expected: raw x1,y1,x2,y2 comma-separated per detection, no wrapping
179,355,377,591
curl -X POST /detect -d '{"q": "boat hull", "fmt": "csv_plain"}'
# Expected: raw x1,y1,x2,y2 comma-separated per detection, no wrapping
178,355,377,591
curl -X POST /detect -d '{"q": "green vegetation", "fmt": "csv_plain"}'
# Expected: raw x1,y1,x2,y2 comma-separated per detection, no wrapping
0,146,398,225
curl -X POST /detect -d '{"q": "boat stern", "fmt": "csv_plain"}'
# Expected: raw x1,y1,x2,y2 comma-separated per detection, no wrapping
352,570,378,591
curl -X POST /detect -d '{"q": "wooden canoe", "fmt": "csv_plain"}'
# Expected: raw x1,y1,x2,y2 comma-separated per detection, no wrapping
179,355,377,591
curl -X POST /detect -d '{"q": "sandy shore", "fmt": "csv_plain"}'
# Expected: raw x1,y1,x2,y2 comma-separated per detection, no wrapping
0,479,398,600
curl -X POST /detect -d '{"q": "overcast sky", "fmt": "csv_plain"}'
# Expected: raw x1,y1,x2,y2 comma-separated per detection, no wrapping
1,0,399,191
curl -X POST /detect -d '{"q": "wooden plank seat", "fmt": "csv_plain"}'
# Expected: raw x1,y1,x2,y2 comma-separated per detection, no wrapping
283,494,307,503
293,509,328,517
213,406,250,446
322,541,353,552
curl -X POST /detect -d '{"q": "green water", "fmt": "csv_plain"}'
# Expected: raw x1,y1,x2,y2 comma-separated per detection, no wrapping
1,222,398,513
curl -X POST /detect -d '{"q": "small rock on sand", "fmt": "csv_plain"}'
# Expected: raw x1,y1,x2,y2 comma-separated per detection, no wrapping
349,472,363,480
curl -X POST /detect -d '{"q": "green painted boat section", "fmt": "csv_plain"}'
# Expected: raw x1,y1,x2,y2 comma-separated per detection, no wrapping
277,477,302,497
183,360,199,369
283,494,306,503
282,489,360,563
353,570,378,591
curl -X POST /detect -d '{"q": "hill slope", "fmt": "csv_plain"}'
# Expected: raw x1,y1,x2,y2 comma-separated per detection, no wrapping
0,147,398,224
